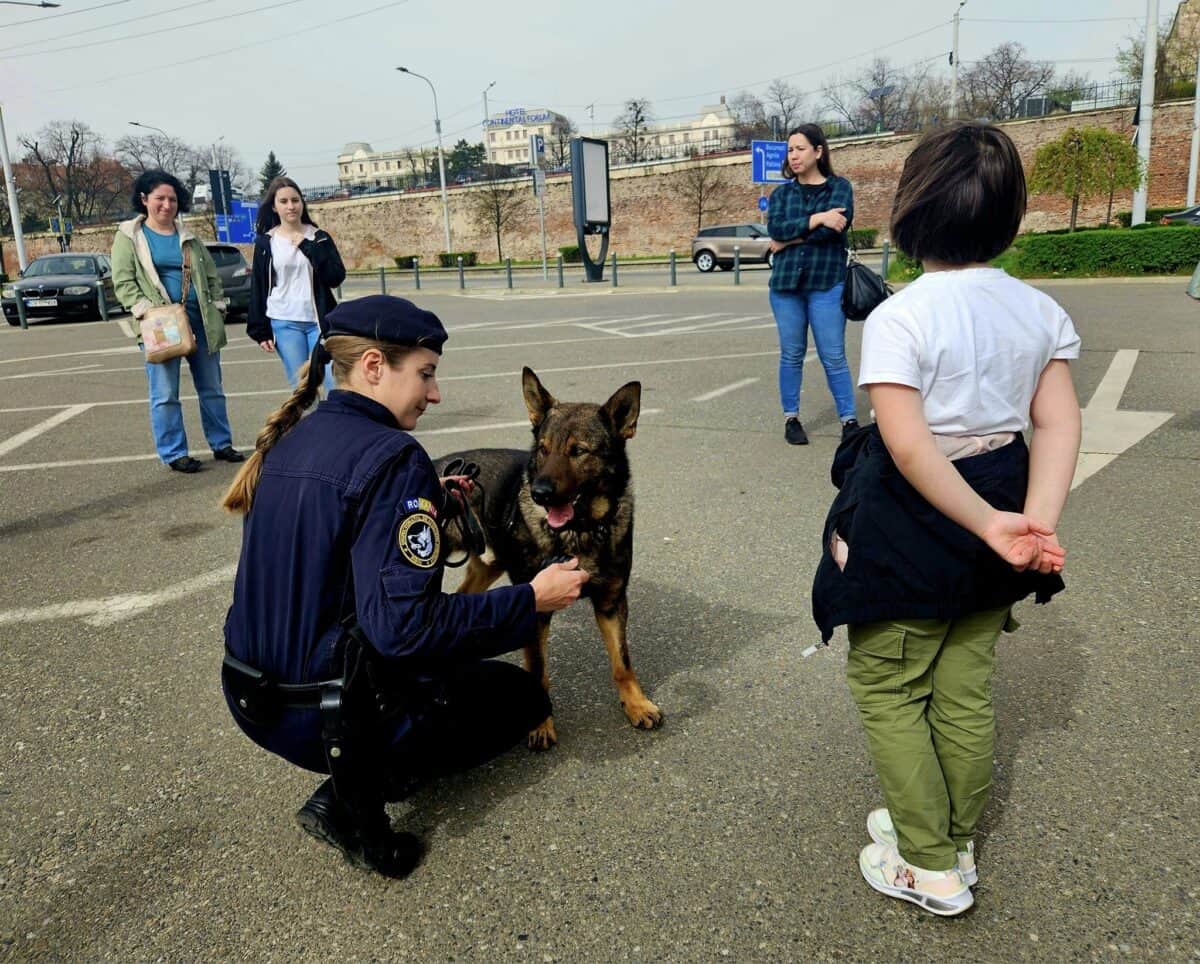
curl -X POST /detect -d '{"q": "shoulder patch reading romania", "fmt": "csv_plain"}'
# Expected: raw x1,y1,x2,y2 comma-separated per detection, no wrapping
398,512,439,568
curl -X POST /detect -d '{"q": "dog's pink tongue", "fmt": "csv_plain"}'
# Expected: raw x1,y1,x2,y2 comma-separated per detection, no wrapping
546,504,575,529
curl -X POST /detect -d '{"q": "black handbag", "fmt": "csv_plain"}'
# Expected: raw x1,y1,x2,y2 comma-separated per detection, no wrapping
841,241,892,322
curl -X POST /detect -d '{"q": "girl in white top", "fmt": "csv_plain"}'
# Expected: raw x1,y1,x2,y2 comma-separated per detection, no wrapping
248,177,345,387
824,124,1082,917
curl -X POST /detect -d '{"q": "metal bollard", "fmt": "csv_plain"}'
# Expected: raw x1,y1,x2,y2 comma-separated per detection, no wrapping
15,290,28,330
556,255,564,288
611,251,618,288
733,245,741,285
457,256,465,290
880,240,890,281
96,285,109,321
669,249,676,286
336,284,343,301
412,257,421,290
379,266,387,294
506,257,513,289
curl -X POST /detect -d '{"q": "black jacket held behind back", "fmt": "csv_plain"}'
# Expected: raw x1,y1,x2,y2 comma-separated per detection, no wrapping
812,424,1065,643
247,229,346,344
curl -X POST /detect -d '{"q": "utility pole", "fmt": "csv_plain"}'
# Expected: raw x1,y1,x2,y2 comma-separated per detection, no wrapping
948,0,967,121
482,81,496,169
1188,46,1200,205
1132,0,1159,225
0,103,28,272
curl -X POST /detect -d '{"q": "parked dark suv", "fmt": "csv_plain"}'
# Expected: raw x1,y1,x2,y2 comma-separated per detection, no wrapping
204,242,251,320
2,252,119,325
690,223,773,272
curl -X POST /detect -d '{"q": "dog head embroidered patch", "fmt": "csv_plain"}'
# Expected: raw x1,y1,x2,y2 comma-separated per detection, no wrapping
398,512,439,568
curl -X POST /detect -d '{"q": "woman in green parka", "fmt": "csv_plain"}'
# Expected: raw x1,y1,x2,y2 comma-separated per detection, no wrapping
111,169,243,474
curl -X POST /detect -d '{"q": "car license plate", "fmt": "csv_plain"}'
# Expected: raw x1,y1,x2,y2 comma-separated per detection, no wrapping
26,297,57,307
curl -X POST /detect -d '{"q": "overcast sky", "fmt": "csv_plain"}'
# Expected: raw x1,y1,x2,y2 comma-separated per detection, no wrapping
0,0,1163,188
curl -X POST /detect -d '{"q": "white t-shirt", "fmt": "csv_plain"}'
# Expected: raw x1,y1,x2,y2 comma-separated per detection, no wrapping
858,267,1081,435
265,225,318,323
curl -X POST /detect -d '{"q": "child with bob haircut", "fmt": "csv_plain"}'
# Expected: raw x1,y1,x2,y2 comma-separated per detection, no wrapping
811,123,1082,916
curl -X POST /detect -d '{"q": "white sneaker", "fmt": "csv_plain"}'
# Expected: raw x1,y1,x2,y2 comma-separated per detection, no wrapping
859,842,974,917
867,807,978,886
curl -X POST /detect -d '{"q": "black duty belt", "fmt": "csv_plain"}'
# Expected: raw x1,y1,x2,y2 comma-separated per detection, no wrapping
223,650,337,711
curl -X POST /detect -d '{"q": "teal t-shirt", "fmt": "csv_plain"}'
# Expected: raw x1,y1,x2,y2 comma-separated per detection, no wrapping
142,226,198,306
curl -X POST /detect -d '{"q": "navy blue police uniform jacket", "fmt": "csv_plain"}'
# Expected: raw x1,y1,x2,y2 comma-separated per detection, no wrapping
223,389,536,771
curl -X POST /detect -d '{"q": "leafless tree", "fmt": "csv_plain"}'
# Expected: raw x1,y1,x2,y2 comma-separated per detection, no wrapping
1115,22,1189,100
548,119,579,168
18,120,132,224
468,176,529,261
763,79,805,134
673,160,731,232
728,91,771,145
961,42,1056,121
613,98,653,164
824,58,915,133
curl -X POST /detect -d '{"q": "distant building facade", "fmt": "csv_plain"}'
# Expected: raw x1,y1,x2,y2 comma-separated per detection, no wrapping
485,107,574,166
336,142,439,189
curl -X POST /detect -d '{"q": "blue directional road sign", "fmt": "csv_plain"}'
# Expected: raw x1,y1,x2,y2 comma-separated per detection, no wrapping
214,199,258,244
751,139,789,184
757,195,769,212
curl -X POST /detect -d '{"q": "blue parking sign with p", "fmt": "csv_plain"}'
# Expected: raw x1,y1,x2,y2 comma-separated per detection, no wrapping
751,140,789,184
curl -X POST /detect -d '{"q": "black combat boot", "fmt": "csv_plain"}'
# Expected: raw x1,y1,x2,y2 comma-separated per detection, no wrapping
296,778,421,879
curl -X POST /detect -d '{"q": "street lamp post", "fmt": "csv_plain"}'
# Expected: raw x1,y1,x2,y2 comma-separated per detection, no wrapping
398,66,452,254
0,102,28,272
948,0,968,120
482,80,496,168
0,2,62,7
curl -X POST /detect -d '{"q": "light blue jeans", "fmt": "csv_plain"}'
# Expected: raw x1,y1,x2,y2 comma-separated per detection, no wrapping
270,318,323,389
769,283,856,422
143,304,234,463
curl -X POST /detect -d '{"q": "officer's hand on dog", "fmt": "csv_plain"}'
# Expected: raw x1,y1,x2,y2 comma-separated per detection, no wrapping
531,558,590,612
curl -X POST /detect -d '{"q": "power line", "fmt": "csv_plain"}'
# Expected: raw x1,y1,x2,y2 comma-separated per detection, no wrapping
0,0,129,31
0,0,215,56
963,16,1142,24
2,0,314,60
35,0,414,96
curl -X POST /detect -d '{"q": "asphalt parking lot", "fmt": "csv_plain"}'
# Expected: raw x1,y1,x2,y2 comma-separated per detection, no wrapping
0,278,1196,961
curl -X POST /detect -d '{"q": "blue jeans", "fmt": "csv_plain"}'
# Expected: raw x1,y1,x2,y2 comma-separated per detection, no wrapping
270,318,324,389
143,305,234,463
769,283,856,421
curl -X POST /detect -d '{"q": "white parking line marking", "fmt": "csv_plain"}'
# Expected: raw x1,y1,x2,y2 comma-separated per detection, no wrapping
0,345,140,365
0,563,238,628
691,377,760,402
0,410,666,472
0,404,93,458
0,350,778,414
0,363,105,380
1073,349,1174,489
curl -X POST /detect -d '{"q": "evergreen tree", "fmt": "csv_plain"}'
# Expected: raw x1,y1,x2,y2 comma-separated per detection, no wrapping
258,151,286,192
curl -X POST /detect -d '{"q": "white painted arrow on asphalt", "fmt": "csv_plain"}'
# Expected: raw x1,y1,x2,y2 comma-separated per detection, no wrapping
1073,349,1174,490
0,564,237,628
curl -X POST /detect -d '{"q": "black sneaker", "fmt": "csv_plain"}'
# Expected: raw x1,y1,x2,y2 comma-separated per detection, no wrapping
168,456,202,473
213,446,245,463
841,418,861,440
784,417,809,445
296,779,421,879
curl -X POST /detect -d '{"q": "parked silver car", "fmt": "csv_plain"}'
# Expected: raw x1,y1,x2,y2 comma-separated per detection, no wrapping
690,223,773,272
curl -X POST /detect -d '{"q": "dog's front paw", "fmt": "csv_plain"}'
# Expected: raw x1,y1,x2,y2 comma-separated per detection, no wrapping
622,697,662,730
527,716,558,751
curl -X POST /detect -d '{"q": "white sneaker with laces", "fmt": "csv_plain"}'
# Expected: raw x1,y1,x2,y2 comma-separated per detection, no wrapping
866,807,978,886
859,842,974,917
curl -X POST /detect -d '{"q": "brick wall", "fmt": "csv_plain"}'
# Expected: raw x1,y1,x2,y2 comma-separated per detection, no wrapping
4,101,1196,277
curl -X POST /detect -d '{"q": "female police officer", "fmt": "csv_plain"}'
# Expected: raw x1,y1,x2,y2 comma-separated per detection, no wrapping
221,295,589,878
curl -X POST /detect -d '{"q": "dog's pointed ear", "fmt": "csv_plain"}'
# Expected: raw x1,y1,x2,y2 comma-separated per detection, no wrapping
522,367,557,429
603,381,641,439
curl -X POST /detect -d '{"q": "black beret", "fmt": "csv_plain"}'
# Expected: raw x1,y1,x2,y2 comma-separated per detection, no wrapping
321,295,448,354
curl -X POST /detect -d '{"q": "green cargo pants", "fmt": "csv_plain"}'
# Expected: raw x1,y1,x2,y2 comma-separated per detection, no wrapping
847,606,1015,870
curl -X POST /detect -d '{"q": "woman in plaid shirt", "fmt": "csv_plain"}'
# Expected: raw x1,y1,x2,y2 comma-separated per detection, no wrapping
767,124,858,446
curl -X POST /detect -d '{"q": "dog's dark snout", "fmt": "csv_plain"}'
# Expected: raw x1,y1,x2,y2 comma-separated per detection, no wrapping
530,477,555,505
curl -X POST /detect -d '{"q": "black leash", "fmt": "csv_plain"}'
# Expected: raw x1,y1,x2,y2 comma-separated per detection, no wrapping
439,458,487,567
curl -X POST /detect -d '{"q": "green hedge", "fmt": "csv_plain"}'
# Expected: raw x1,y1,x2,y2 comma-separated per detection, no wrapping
393,254,422,269
1003,225,1200,277
887,249,923,282
558,244,582,263
1115,207,1178,228
848,228,878,249
436,251,477,267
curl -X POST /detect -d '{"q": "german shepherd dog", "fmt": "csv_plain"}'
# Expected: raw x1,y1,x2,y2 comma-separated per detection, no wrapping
435,367,662,749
